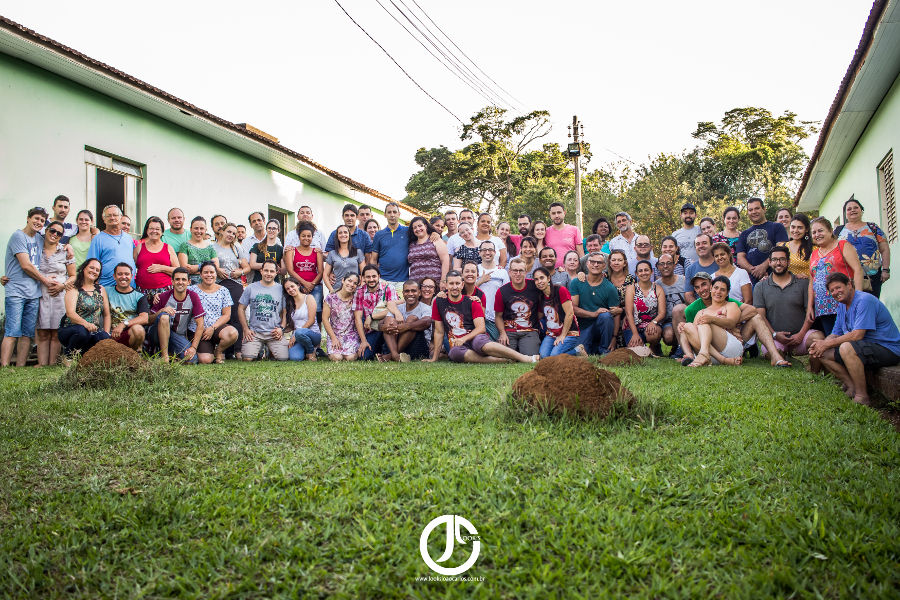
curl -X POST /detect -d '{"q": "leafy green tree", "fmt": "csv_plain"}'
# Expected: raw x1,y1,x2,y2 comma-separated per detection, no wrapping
403,106,582,219
688,107,819,219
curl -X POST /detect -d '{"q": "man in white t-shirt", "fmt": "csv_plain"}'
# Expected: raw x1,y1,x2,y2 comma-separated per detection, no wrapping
475,240,510,341
284,205,326,251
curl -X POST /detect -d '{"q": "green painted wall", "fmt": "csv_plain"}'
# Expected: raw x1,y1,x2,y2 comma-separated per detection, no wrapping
0,52,355,310
817,71,900,322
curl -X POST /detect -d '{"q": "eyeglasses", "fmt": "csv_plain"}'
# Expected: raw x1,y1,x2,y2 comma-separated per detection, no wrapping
510,269,526,273
770,257,788,263
588,261,605,266
635,243,651,248
657,261,674,266
47,229,64,237
480,248,495,252
420,285,436,290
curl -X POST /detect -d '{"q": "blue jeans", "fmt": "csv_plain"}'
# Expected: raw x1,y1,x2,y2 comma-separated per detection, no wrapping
622,329,647,346
147,318,198,363
576,312,614,356
4,296,39,338
288,328,322,361
362,330,384,360
539,334,582,358
310,284,324,313
58,324,111,355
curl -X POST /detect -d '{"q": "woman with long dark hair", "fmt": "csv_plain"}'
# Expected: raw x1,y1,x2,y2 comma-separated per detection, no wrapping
58,258,111,359
249,219,285,283
283,276,321,361
777,213,812,278
324,224,365,293
834,197,891,297
177,216,219,285
532,266,586,358
497,221,517,259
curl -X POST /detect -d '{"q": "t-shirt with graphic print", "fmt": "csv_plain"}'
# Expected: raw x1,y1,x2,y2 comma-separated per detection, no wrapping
432,295,484,341
151,289,205,337
493,280,542,332
540,285,579,338
239,281,285,334
106,286,149,328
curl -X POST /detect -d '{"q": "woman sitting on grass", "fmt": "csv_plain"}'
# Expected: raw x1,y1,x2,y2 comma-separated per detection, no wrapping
680,275,744,367
58,258,111,359
323,272,361,362
532,267,586,358
284,276,321,362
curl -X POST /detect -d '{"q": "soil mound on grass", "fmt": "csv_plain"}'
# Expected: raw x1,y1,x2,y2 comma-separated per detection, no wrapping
78,339,143,371
512,354,633,417
599,348,647,367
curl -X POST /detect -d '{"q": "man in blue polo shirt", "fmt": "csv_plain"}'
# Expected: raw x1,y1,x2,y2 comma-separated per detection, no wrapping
371,202,410,297
810,272,900,406
87,204,136,288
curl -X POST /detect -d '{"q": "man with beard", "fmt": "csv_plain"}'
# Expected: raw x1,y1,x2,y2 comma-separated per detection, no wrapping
684,234,718,282
506,214,532,255
737,197,788,285
607,211,641,276
655,253,691,358
494,257,543,356
425,271,538,363
678,271,791,367
671,203,702,262
545,202,584,267
753,245,824,370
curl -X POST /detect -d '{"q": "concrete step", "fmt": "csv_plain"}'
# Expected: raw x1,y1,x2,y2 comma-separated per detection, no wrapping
867,366,900,402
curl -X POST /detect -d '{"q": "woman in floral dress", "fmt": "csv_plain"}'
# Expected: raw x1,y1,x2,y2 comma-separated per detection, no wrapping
322,273,361,361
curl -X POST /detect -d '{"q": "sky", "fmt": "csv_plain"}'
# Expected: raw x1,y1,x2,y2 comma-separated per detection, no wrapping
0,0,875,200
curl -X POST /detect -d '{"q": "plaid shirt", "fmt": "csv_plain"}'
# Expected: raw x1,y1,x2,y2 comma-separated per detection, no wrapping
352,281,398,318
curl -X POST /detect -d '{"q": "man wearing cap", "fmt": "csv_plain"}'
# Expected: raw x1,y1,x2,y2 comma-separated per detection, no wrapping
671,203,702,262
678,271,790,367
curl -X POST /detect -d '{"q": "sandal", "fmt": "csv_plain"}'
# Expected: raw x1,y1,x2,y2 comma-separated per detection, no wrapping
688,354,711,368
773,359,791,368
681,356,696,367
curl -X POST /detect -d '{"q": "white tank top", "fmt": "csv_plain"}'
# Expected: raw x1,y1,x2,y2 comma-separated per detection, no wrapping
291,297,320,333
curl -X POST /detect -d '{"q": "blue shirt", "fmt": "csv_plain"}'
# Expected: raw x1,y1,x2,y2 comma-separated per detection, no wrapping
372,225,410,282
4,230,42,299
87,231,136,288
833,291,900,357
685,260,718,283
736,221,788,284
324,226,373,254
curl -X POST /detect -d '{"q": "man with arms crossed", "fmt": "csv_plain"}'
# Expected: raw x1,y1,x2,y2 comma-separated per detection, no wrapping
753,246,824,371
810,273,900,405
569,252,621,355
426,271,538,364
381,279,433,361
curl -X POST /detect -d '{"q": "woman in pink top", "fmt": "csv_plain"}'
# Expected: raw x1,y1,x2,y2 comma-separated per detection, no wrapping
135,217,179,299
285,222,324,320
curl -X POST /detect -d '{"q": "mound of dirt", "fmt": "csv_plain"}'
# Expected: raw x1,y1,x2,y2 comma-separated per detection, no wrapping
512,354,633,417
78,339,143,371
599,348,647,367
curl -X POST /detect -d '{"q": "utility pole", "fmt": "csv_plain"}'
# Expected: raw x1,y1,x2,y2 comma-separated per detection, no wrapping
567,116,584,234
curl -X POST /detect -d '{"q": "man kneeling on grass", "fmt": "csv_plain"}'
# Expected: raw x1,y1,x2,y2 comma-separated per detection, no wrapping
425,271,539,364
677,271,790,368
147,268,204,363
809,272,900,405
238,260,289,361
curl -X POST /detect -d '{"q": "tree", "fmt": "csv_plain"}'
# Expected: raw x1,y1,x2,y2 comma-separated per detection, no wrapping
403,106,583,219
688,107,819,219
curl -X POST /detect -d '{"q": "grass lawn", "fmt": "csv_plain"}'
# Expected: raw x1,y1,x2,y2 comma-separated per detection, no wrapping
1,357,899,598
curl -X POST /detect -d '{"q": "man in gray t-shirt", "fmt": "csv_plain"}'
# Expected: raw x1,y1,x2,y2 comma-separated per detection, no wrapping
238,261,288,361
2,207,56,367
671,203,702,262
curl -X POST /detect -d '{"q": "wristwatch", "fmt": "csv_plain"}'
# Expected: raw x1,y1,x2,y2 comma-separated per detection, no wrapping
123,319,130,327
772,332,777,339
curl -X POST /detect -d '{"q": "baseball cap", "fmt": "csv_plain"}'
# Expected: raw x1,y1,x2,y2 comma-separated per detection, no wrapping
681,203,697,212
690,271,713,285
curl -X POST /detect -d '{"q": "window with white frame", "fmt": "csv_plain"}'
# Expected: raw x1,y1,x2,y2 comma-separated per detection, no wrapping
85,149,143,235
879,152,897,244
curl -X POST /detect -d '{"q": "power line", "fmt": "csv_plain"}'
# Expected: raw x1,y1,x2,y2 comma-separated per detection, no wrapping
332,0,463,124
408,0,528,112
372,0,502,108
388,0,515,111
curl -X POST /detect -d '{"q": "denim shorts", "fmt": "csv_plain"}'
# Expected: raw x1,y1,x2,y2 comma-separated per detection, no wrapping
4,296,39,338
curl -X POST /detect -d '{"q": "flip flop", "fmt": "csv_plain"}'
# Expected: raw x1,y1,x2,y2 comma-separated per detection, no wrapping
774,359,791,368
681,356,695,367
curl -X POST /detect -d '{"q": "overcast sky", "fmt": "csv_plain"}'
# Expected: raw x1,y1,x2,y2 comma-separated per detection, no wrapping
1,0,875,200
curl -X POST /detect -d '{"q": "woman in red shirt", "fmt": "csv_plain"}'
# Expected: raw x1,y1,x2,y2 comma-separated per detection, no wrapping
532,267,587,358
285,222,324,324
135,217,179,301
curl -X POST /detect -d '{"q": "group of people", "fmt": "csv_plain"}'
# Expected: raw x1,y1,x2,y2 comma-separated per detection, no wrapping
3,195,899,405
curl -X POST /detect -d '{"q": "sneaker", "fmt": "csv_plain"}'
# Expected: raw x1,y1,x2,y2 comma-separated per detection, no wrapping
315,347,327,358
399,352,411,363
671,346,685,360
